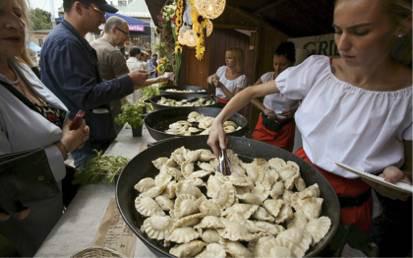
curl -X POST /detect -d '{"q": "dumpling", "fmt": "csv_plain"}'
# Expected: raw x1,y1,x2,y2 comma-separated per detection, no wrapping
155,195,174,211
218,219,258,241
252,236,278,257
134,177,155,193
169,240,206,258
287,210,308,229
141,215,172,240
135,196,164,217
174,194,202,218
248,221,284,236
252,206,275,222
295,197,324,220
222,203,258,220
213,183,236,209
152,157,168,170
181,162,195,178
268,245,292,258
154,171,172,187
199,149,216,161
297,183,320,199
268,157,287,171
263,199,284,218
184,149,202,162
173,213,205,229
275,203,293,224
275,227,312,258
201,230,222,243
175,181,203,198
206,175,226,198
167,227,200,243
305,216,331,244
194,216,224,230
294,177,306,191
195,243,226,258
224,241,252,258
270,181,285,199
199,199,221,217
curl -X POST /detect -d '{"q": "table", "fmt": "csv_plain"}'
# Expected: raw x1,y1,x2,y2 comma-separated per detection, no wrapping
36,125,158,257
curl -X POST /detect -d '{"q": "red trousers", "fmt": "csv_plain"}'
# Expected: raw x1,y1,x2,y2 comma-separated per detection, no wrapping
295,148,372,232
252,113,295,151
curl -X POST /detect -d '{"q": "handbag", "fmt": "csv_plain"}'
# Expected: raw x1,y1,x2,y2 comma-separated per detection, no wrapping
0,149,60,214
86,106,117,143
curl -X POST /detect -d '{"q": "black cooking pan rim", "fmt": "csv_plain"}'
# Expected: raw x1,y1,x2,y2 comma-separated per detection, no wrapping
116,136,340,257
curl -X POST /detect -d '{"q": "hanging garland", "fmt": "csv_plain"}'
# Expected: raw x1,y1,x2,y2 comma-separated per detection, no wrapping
189,0,207,60
174,0,184,54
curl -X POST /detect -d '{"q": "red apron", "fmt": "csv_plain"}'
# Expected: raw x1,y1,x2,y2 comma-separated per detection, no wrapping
295,148,372,232
252,113,296,151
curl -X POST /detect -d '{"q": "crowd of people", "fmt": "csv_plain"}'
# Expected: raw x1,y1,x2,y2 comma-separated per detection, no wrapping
0,0,411,256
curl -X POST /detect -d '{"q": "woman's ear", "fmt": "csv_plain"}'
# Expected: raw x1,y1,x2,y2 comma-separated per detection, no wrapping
396,14,412,37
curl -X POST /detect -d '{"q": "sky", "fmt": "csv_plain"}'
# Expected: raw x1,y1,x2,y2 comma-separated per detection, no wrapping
28,0,121,17
28,0,63,17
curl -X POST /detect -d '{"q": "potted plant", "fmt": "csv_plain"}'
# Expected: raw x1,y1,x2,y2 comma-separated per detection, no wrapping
115,101,147,137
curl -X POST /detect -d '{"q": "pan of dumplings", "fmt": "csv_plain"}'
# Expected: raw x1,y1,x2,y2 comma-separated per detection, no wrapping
144,107,248,141
148,94,216,110
160,85,208,95
116,136,340,257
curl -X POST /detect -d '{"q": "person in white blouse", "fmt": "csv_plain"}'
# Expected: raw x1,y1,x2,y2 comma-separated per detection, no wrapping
0,0,89,255
251,42,300,151
207,48,248,105
208,0,412,253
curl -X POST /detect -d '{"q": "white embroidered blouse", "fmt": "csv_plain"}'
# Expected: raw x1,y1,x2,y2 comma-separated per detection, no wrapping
276,55,412,178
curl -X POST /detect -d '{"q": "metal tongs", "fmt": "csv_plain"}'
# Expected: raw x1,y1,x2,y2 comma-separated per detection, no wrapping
218,148,231,176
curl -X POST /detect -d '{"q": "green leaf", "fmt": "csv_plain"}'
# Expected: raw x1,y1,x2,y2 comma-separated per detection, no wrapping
74,151,129,185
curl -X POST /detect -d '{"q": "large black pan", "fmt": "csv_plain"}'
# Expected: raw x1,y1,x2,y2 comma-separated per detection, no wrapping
116,136,340,257
144,107,248,141
148,94,216,110
160,85,208,95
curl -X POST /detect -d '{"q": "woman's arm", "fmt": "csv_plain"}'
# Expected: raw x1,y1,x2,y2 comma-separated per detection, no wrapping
207,80,279,155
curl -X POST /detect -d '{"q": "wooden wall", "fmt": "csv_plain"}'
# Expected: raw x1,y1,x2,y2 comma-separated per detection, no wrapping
178,5,288,128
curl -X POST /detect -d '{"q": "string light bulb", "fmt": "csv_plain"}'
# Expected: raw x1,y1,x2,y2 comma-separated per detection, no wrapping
194,0,226,20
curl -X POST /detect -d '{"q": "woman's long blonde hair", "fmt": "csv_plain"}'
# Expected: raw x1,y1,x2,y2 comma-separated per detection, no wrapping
15,0,35,67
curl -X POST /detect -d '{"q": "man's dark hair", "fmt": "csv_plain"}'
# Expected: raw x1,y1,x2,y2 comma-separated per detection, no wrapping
274,42,296,64
129,47,141,57
63,0,91,12
63,0,75,12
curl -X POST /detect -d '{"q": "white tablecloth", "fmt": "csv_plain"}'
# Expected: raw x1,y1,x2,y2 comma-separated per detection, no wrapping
35,125,158,257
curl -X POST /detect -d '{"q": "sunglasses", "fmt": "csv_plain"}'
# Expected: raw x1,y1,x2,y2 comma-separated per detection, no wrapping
116,26,129,36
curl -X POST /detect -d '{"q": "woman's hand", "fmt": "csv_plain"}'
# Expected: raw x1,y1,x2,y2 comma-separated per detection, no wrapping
364,166,411,200
59,119,90,157
207,119,227,157
207,74,220,88
263,108,276,119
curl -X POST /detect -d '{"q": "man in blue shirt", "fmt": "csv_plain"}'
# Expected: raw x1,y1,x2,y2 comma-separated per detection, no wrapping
40,0,148,167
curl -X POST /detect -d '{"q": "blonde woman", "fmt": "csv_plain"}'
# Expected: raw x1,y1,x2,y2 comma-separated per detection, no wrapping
0,0,89,255
207,48,248,105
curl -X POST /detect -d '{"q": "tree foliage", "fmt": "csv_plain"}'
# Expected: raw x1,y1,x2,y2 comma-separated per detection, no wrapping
30,8,52,30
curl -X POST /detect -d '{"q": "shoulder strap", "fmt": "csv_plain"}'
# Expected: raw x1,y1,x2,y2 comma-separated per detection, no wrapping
0,81,40,114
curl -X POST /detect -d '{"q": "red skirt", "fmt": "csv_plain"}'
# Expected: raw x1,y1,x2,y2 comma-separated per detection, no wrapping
251,113,295,151
295,148,372,232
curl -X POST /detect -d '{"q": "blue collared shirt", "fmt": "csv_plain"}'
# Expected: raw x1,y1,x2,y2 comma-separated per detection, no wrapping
40,20,134,115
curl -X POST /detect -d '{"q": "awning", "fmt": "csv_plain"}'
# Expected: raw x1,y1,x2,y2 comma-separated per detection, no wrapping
104,13,149,32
